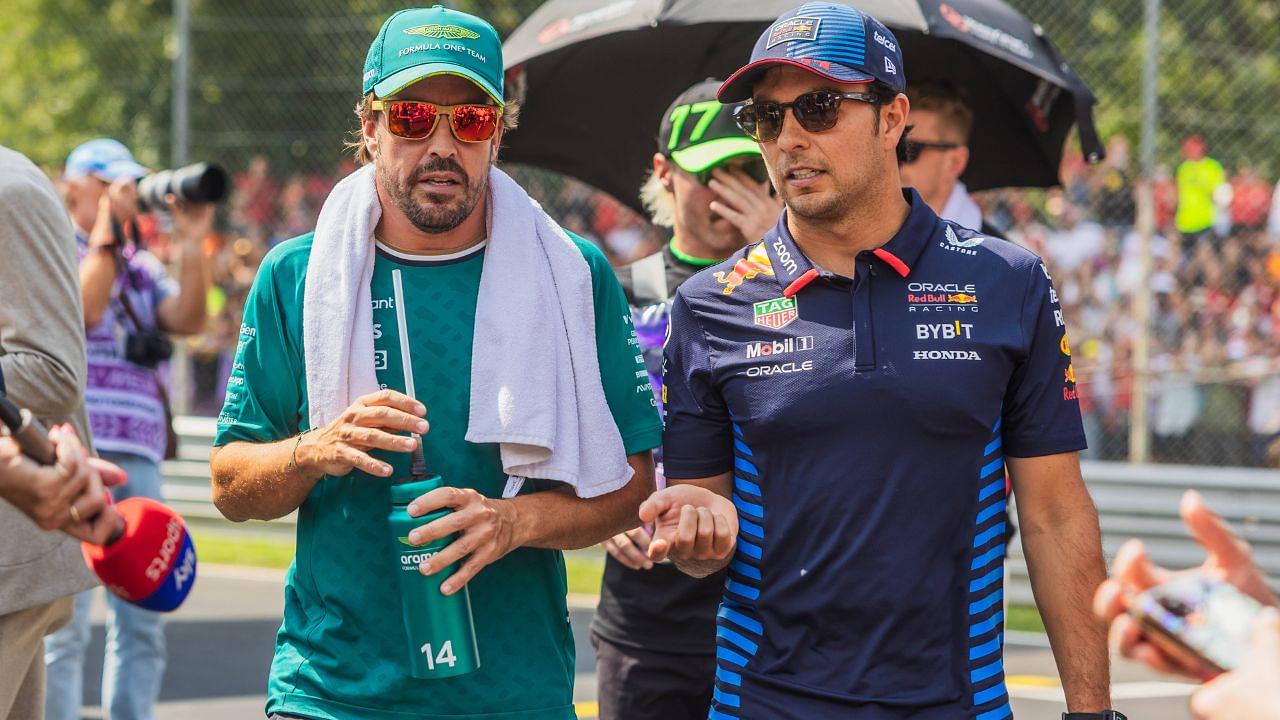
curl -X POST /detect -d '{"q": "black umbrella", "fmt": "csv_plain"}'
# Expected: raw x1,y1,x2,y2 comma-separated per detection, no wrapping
502,0,1103,215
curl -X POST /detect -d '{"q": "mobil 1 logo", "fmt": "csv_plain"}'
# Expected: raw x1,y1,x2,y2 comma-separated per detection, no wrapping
745,335,814,359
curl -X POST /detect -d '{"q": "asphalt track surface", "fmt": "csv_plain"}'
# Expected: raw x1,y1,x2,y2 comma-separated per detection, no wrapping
62,566,1198,719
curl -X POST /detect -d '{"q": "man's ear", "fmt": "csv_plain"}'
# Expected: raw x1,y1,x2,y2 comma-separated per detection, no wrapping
950,145,971,179
884,94,911,150
653,152,674,192
363,115,379,160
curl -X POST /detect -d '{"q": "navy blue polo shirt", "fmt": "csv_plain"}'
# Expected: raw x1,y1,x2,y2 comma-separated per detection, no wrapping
662,189,1086,720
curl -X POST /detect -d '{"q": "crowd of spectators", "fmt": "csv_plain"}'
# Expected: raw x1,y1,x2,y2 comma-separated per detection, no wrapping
979,136,1280,467
105,142,1280,468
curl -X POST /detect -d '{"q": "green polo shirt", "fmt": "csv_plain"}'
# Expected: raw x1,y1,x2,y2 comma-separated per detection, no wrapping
215,231,662,720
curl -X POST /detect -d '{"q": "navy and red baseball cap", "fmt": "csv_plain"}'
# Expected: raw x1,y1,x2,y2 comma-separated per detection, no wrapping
718,2,907,102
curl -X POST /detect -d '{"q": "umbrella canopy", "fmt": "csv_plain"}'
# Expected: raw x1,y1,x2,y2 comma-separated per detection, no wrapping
502,0,1103,215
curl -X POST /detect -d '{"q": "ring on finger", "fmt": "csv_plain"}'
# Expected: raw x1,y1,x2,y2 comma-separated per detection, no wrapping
69,505,81,524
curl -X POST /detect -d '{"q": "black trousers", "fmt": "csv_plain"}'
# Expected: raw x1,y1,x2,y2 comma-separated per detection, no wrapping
592,632,715,720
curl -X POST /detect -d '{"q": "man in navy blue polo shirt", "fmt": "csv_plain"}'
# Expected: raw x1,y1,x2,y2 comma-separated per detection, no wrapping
640,4,1119,720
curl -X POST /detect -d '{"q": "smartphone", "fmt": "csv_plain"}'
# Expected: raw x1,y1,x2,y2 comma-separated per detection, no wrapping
1130,573,1262,677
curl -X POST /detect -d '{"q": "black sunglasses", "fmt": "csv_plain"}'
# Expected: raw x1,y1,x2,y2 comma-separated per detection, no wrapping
734,90,881,142
902,140,964,165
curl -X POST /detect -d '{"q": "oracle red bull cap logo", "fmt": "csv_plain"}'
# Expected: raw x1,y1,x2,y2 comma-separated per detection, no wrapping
715,245,774,295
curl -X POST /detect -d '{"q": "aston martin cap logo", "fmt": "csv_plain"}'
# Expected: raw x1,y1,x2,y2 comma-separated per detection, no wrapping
404,24,480,40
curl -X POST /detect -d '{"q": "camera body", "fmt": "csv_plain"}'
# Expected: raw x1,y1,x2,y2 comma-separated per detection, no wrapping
124,329,174,368
136,162,229,211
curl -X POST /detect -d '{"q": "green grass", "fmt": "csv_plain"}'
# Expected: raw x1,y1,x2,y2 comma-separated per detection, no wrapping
193,532,1046,631
1006,603,1046,633
564,550,605,596
192,531,297,569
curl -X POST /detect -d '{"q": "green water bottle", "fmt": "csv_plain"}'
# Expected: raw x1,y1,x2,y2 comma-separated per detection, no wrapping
388,458,480,678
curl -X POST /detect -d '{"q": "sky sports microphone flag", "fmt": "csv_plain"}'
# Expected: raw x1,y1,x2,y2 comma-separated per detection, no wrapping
82,497,197,612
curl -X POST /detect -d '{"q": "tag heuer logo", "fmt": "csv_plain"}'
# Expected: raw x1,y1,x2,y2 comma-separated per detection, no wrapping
753,297,798,329
404,24,481,40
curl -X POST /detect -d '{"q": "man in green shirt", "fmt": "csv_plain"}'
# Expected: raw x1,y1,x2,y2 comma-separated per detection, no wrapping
208,7,661,719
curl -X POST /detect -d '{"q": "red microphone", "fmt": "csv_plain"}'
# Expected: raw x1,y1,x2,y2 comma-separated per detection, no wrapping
82,497,197,612
0,392,197,612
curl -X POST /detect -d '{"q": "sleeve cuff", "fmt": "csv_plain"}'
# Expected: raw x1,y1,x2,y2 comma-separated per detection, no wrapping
663,457,735,480
621,423,664,456
1003,435,1088,459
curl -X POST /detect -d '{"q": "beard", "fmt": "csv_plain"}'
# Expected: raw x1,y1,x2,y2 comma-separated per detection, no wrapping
381,155,487,234
781,181,851,221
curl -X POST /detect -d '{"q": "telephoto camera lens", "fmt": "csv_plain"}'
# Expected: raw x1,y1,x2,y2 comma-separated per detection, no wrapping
137,162,229,211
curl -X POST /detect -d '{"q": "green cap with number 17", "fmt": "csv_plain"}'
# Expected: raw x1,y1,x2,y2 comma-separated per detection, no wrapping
657,78,761,174
362,5,504,105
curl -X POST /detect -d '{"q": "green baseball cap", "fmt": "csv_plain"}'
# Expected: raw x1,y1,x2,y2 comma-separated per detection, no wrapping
658,79,761,174
362,5,504,105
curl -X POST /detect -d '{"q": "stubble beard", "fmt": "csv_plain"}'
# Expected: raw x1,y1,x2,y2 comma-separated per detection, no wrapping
381,157,488,234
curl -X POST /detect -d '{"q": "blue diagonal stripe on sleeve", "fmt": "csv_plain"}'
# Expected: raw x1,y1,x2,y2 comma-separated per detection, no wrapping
734,437,753,456
734,455,759,477
969,632,1003,661
733,494,764,520
973,522,1007,549
970,545,1006,572
978,478,1005,502
718,625,759,654
980,457,1005,479
976,702,1012,720
973,683,1007,705
719,606,764,635
970,658,1003,683
716,665,743,687
725,579,761,600
737,539,763,560
710,708,740,720
983,436,1003,457
734,476,763,497
739,517,764,540
976,499,1007,525
732,423,744,438
969,567,1002,593
969,588,1003,615
729,559,762,581
713,686,741,708
717,644,749,667
969,610,1005,638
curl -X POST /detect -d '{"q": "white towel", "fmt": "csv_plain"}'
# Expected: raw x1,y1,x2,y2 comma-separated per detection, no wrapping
303,165,383,426
303,164,632,499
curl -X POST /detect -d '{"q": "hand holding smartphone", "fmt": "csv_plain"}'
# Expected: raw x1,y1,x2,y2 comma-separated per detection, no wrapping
1130,573,1263,679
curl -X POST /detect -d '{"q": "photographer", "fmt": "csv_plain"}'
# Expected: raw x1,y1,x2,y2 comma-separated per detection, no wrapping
45,138,213,720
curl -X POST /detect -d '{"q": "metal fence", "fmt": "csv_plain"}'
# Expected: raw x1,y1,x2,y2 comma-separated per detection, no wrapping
3,0,1278,468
